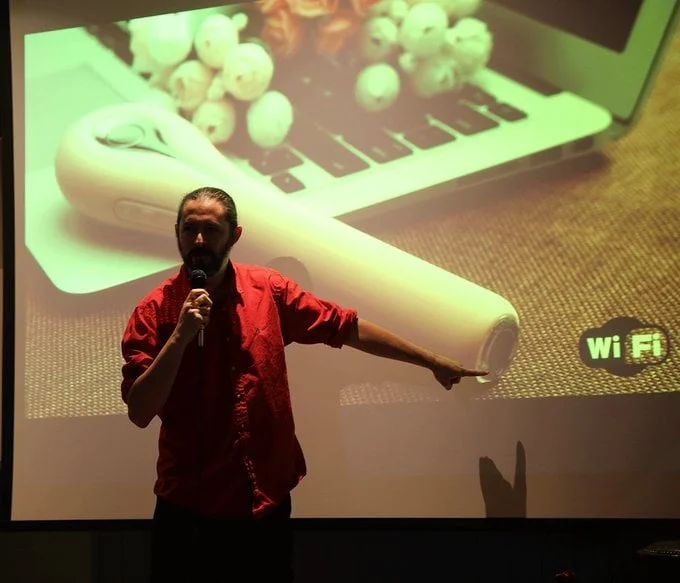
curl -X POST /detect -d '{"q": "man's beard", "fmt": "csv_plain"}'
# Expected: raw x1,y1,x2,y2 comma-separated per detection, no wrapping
183,244,230,278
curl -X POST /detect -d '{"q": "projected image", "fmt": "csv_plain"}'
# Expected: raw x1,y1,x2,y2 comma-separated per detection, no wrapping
13,0,680,519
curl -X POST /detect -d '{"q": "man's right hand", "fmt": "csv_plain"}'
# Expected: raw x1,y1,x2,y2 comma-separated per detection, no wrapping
126,288,213,428
175,288,212,343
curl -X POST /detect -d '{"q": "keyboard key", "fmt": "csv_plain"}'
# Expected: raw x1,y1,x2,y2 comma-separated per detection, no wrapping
86,23,134,66
432,103,499,135
249,147,303,175
289,118,370,177
403,126,455,149
272,173,305,193
458,84,497,106
343,130,412,164
380,110,429,133
313,92,366,134
219,124,260,160
487,102,527,122
273,65,327,98
303,86,386,138
275,63,355,113
377,95,430,133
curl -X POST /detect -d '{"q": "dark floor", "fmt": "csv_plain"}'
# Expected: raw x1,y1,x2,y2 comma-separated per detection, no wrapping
1,520,680,582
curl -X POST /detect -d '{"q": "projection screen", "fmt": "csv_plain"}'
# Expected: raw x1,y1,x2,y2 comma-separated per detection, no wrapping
6,0,680,519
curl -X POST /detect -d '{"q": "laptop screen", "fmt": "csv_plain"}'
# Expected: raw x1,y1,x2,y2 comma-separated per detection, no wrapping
490,0,644,52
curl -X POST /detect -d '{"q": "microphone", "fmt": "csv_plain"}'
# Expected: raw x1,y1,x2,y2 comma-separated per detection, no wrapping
189,269,208,348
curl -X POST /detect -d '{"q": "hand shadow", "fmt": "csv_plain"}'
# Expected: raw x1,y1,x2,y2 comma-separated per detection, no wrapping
479,441,527,518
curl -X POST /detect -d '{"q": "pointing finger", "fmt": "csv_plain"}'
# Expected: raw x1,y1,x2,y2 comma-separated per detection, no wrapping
463,369,489,377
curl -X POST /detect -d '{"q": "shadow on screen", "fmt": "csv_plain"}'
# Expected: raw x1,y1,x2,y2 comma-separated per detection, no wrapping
479,440,527,518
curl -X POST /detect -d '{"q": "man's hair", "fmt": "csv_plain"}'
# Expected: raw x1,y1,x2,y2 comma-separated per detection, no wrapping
176,186,238,233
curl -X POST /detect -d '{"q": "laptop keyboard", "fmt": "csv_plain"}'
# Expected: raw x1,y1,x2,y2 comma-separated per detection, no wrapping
240,79,527,193
87,23,530,198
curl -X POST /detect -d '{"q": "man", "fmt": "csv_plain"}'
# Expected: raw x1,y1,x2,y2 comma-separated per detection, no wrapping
121,186,487,582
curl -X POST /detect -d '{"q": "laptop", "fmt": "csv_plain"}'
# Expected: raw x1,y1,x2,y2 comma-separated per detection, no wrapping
21,0,679,294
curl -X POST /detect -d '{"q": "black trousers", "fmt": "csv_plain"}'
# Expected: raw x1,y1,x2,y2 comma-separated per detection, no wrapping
150,494,294,582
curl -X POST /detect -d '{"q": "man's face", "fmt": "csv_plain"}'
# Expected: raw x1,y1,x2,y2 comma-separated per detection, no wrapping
176,197,239,277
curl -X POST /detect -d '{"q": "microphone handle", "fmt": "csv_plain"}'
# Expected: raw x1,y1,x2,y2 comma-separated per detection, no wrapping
198,327,204,348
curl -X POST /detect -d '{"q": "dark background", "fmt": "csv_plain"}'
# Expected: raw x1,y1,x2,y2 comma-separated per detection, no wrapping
1,519,680,582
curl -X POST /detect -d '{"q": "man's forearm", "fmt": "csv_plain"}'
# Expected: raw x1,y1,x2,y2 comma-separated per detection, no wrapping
344,318,438,371
126,333,189,428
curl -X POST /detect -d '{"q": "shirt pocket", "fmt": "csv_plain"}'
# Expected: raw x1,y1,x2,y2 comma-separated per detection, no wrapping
237,302,282,353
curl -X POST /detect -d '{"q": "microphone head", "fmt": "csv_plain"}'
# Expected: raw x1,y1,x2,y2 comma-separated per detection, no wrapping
189,269,208,289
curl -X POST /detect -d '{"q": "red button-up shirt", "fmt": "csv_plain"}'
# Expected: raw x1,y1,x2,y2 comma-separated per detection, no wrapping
121,261,357,518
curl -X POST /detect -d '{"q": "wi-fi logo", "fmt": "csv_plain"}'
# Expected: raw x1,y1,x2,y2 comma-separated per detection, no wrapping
579,317,670,377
